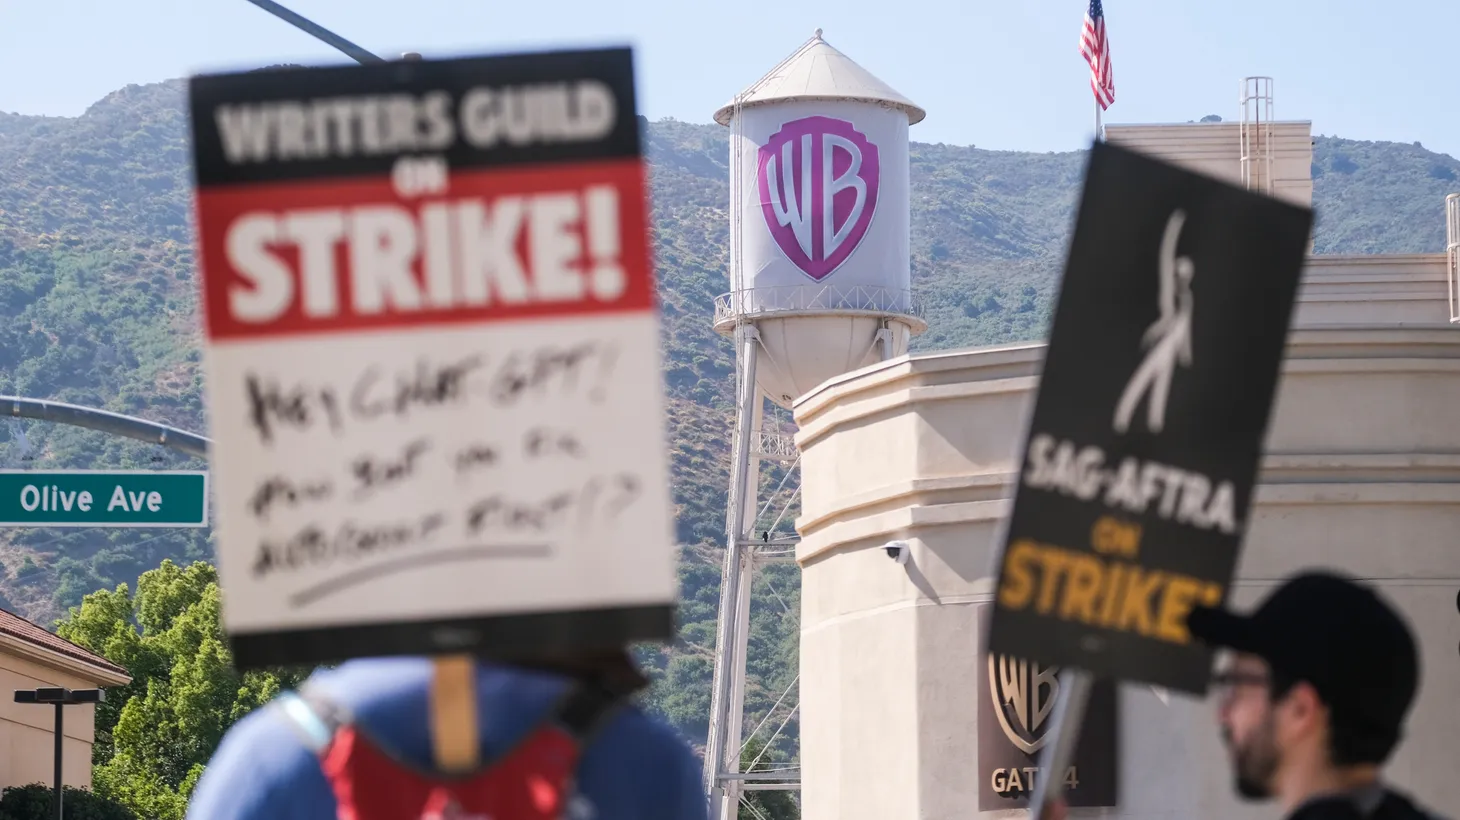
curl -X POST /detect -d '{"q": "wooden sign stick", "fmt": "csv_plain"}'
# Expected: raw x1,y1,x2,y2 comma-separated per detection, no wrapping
1029,668,1093,820
430,654,480,772
393,47,480,777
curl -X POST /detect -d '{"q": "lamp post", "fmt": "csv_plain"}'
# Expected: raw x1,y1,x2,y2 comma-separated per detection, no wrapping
14,687,106,820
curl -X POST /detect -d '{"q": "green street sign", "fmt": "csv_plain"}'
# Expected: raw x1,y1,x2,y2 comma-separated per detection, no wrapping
0,471,209,528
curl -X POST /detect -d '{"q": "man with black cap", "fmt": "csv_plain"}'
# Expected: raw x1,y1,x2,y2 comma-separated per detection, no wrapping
1182,570,1445,818
1044,570,1446,819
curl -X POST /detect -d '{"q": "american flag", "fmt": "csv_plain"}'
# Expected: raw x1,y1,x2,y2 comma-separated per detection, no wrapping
1080,0,1115,110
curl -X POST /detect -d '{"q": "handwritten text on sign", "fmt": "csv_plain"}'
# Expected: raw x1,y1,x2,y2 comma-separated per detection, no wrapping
191,50,676,644
205,321,669,625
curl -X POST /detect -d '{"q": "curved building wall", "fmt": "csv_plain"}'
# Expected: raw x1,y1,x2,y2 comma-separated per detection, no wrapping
791,267,1460,818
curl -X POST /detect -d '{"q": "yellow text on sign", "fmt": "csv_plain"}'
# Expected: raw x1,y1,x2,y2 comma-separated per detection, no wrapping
1090,515,1142,559
997,536,1222,645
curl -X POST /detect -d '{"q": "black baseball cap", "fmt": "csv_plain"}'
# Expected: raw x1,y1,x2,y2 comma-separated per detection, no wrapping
1185,570,1420,756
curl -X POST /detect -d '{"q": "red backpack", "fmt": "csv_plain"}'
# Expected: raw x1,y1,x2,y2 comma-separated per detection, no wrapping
276,679,624,820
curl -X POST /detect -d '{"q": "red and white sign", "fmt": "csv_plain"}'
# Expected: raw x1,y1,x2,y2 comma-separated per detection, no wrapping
196,161,654,339
190,53,676,665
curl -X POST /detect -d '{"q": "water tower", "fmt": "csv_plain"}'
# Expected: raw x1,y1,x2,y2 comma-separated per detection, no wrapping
702,29,926,819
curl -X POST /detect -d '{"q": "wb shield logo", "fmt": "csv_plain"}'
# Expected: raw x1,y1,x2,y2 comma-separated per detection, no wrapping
988,655,1060,754
756,115,880,281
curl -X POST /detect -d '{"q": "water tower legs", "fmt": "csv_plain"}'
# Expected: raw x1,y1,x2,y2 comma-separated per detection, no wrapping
705,326,766,819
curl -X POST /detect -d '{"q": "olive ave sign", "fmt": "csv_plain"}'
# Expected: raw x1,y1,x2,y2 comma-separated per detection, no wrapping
0,470,209,527
188,47,678,670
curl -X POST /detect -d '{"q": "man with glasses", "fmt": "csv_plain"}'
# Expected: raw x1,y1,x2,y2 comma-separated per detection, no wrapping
1046,570,1446,819
1186,571,1447,818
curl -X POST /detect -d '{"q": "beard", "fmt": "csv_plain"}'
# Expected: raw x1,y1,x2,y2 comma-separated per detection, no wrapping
1224,716,1280,801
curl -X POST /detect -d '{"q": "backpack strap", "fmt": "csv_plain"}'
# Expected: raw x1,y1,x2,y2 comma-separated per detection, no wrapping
548,680,628,747
275,684,354,755
275,676,625,761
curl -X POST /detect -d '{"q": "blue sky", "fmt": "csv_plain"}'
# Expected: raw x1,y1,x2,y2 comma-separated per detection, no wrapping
1,0,1455,158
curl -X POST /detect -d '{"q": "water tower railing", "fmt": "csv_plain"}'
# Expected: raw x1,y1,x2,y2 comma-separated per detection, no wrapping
1447,193,1460,324
712,284,923,327
752,429,799,461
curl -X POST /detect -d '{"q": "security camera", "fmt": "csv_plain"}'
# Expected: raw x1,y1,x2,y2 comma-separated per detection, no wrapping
883,540,911,565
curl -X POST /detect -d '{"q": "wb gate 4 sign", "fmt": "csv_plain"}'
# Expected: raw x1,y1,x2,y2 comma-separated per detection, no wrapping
188,48,678,670
985,140,1314,696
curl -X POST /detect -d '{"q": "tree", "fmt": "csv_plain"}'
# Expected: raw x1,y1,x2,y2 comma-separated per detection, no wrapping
55,560,310,820
738,735,800,820
0,784,137,820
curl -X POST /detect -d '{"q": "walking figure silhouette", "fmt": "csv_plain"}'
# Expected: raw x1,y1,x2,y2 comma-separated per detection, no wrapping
1113,209,1195,435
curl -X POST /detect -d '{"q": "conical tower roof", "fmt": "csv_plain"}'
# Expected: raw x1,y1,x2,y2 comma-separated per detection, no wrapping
712,29,925,127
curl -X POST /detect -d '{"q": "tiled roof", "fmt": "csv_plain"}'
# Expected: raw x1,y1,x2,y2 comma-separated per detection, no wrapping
0,607,130,680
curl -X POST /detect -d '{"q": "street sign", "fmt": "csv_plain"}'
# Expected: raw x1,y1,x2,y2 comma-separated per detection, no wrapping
188,47,677,670
0,470,209,527
986,140,1314,696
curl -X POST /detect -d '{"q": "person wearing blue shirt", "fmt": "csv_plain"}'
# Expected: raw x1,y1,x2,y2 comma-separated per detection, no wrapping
186,651,709,819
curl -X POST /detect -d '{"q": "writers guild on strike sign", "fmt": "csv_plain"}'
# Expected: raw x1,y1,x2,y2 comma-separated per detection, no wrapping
188,48,681,670
986,140,1313,694
976,605,1118,810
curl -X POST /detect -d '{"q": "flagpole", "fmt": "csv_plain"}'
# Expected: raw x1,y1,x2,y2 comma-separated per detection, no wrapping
1095,99,1103,142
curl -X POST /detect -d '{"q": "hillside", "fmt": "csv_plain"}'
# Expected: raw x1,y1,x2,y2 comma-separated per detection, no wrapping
0,79,1458,762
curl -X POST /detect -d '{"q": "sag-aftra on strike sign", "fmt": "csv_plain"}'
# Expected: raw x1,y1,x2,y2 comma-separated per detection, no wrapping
189,49,677,670
986,141,1313,695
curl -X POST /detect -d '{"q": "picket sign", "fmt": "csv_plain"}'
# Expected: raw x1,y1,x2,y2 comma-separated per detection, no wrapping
985,140,1315,817
187,46,682,774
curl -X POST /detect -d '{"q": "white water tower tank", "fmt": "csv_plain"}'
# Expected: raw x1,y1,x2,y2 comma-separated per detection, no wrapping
713,30,927,409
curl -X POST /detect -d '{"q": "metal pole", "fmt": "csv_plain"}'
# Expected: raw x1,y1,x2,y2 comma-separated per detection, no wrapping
719,391,762,819
1029,669,1094,820
52,703,63,820
1446,194,1460,324
239,0,384,64
704,325,761,819
1,396,210,460
1094,98,1103,142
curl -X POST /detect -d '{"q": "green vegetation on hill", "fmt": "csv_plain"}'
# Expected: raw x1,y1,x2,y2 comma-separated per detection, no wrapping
1309,136,1460,254
0,80,1457,793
